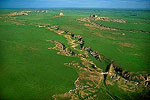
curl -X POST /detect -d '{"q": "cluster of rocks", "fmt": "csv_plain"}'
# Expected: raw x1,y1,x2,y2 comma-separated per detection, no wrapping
78,16,129,32
122,71,132,80
58,42,75,56
59,12,64,16
97,23,118,31
46,23,150,92
34,10,48,13
111,19,126,23
113,65,150,88
76,17,90,22
74,35,83,41
54,12,64,17
7,10,49,17
80,15,149,33
79,40,84,49
60,43,66,50
113,66,131,80
38,25,46,28
45,25,84,47
97,17,126,23
51,25,59,30
70,34,84,48
7,11,32,16
84,47,100,60
62,29,103,61
49,40,75,56
90,14,98,18
60,28,101,61
91,64,97,69
67,48,75,56
145,76,150,87
96,17,110,21
85,21,118,31
62,31,85,49
46,25,149,88
89,14,126,23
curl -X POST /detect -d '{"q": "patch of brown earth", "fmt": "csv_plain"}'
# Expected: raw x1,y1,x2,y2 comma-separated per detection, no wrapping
112,33,126,36
84,23,96,28
47,40,77,57
106,64,146,92
119,42,135,48
53,13,64,18
53,61,103,100
28,47,39,51
94,32,116,40
133,53,141,57
7,11,32,16
84,22,118,31
56,30,64,34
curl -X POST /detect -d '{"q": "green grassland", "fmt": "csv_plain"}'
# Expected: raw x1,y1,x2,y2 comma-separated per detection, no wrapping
14,9,150,72
0,9,150,100
0,16,79,100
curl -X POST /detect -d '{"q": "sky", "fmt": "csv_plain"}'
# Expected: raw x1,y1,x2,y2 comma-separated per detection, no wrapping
0,0,150,9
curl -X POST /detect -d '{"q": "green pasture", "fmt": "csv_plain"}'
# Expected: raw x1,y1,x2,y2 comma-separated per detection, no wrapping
14,9,150,72
0,20,79,100
0,9,150,100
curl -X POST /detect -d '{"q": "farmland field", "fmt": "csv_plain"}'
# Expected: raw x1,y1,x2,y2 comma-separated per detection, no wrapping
0,9,150,100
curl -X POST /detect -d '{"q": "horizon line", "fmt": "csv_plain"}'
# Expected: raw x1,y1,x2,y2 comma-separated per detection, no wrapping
0,7,150,10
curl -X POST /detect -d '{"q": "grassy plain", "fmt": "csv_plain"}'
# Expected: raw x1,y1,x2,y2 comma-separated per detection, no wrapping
0,9,150,100
0,15,79,100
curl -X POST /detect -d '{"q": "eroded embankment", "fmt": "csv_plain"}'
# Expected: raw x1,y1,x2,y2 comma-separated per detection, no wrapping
77,16,150,34
36,23,150,100
3,11,150,100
